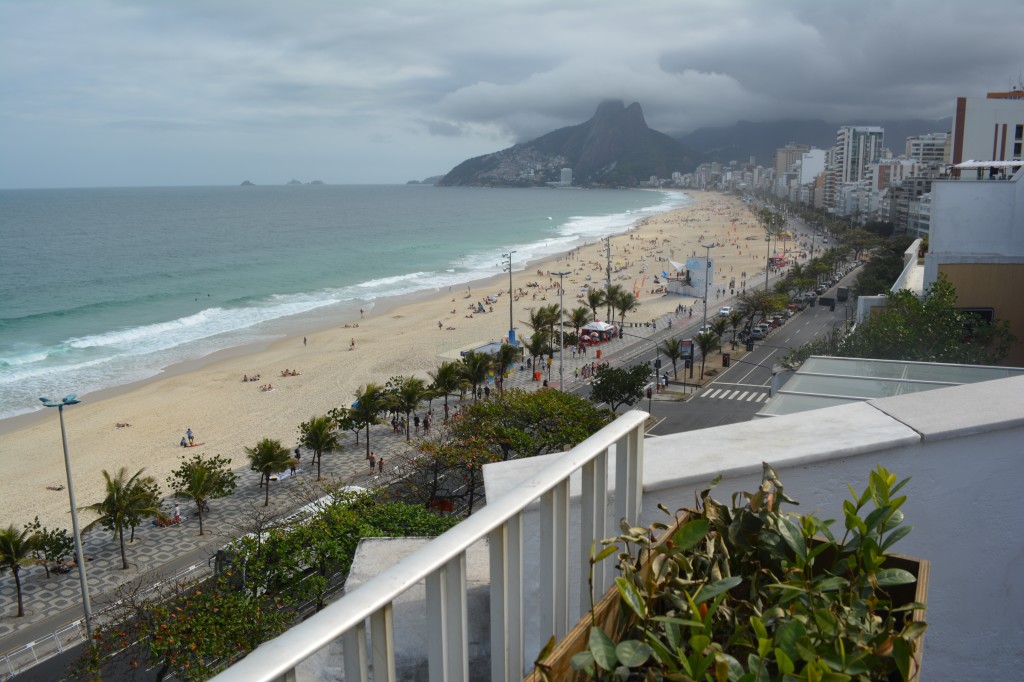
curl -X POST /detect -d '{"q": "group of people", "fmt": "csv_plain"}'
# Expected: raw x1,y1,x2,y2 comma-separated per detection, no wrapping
242,373,261,382
178,428,195,448
368,452,385,474
279,368,301,377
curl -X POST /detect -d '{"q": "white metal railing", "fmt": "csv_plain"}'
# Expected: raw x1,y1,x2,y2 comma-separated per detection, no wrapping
211,410,648,682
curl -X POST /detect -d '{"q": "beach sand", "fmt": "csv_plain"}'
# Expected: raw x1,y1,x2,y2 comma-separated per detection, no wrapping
0,191,766,528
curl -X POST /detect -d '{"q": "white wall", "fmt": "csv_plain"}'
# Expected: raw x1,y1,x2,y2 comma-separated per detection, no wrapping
484,375,1024,678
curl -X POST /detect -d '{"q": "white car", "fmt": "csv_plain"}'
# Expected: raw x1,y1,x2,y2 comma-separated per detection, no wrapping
718,306,732,317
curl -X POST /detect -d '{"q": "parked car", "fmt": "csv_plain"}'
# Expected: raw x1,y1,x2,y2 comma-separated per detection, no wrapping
750,327,766,340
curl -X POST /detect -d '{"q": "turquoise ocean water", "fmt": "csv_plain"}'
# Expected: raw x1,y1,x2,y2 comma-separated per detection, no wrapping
0,185,689,419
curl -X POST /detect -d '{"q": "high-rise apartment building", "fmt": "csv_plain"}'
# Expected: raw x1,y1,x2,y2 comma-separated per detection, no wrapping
905,132,949,167
950,88,1024,172
834,126,885,184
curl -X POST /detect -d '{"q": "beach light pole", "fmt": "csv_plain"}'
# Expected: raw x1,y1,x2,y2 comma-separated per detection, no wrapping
552,270,571,390
39,394,92,639
503,251,516,345
702,244,713,331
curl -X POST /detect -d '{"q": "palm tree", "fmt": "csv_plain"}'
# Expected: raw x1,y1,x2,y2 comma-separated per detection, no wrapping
586,288,605,320
352,383,387,459
172,464,218,535
694,330,720,380
605,284,625,322
568,306,592,339
521,332,549,375
245,438,295,507
492,343,520,396
728,309,746,349
0,525,36,617
710,316,729,341
460,351,492,401
428,361,466,419
615,291,640,328
660,338,685,379
300,415,341,480
388,377,430,441
81,467,161,569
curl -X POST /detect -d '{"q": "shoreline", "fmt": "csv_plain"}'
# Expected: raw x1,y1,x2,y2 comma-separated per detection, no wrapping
0,190,765,528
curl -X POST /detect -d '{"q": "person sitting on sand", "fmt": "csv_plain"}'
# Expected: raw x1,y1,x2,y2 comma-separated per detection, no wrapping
180,436,188,447
116,422,131,428
350,338,355,349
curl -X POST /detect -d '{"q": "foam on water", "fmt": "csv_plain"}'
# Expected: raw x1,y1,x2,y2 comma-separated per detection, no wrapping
0,186,686,419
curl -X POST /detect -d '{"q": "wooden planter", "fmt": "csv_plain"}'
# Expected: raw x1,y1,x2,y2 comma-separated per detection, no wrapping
526,516,929,682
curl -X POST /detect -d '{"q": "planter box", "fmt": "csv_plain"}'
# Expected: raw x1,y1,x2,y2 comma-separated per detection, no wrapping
527,514,929,682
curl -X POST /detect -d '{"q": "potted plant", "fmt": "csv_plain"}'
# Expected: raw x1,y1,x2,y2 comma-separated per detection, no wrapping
530,464,928,681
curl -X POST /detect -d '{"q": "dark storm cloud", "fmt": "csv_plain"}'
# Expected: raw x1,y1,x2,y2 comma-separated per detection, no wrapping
2,0,1022,188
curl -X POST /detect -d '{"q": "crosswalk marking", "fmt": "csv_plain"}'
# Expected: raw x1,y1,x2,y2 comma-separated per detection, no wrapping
699,387,769,402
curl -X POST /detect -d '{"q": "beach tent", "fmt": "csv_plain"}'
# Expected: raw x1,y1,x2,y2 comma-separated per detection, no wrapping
582,321,614,334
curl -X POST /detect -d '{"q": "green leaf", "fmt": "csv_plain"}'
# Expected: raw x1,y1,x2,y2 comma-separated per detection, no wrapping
795,636,818,663
593,544,618,563
813,576,847,592
750,616,768,642
615,577,648,619
694,576,742,604
778,517,807,563
747,654,770,682
673,518,710,552
615,640,652,667
689,634,711,653
880,524,912,552
588,627,619,671
570,650,595,673
774,648,795,675
874,568,916,587
892,637,911,681
775,620,805,663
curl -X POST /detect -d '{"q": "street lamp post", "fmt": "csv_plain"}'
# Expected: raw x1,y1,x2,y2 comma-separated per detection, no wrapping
552,270,571,390
502,251,516,344
39,394,92,639
702,244,714,331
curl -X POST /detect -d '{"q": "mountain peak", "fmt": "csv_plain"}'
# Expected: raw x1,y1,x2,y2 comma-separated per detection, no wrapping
439,101,699,187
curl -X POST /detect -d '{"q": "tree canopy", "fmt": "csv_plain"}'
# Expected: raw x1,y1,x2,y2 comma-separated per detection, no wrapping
589,363,652,412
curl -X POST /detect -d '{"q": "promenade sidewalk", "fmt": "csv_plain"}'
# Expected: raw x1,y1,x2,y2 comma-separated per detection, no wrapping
0,301,715,673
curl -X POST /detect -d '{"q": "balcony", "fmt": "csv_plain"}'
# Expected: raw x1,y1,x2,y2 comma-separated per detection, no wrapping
213,374,1024,681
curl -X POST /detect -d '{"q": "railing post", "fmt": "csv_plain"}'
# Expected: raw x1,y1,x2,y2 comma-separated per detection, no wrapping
426,567,447,682
539,479,570,645
370,604,396,682
489,514,524,682
444,554,469,682
342,621,368,682
580,449,610,619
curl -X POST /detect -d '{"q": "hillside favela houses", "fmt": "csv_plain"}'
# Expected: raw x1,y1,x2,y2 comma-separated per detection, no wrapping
210,99,1024,680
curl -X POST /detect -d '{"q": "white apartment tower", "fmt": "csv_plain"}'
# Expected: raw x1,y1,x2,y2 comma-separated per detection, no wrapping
560,168,573,185
835,126,885,184
906,132,949,167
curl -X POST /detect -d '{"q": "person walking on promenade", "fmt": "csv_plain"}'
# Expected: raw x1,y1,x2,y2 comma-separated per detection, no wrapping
378,457,384,474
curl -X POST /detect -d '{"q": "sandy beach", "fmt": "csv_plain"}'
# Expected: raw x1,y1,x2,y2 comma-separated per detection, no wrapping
0,190,765,528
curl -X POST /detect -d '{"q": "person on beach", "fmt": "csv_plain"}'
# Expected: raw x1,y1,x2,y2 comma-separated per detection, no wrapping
350,338,355,349
180,436,187,447
303,336,307,347
187,428,194,445
369,452,377,471
378,457,384,474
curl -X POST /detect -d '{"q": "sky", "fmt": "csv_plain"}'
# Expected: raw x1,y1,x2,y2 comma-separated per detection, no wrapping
2,0,1023,189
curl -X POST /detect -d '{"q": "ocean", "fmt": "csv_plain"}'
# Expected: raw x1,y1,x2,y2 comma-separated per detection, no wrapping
0,184,690,419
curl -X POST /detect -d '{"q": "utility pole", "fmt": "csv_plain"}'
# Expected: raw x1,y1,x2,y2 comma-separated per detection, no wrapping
503,251,515,344
604,236,612,321
552,270,570,390
702,244,714,330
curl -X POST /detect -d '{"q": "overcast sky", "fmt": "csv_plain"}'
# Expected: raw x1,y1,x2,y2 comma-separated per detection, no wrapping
2,0,1022,189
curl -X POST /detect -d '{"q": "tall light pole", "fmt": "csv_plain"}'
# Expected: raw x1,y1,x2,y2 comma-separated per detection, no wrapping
502,251,516,345
764,228,772,292
552,270,571,390
39,394,92,639
603,237,612,321
701,244,714,331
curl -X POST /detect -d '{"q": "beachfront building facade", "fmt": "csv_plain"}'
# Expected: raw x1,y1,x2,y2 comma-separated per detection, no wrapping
924,161,1024,364
212,374,1024,682
950,88,1024,174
